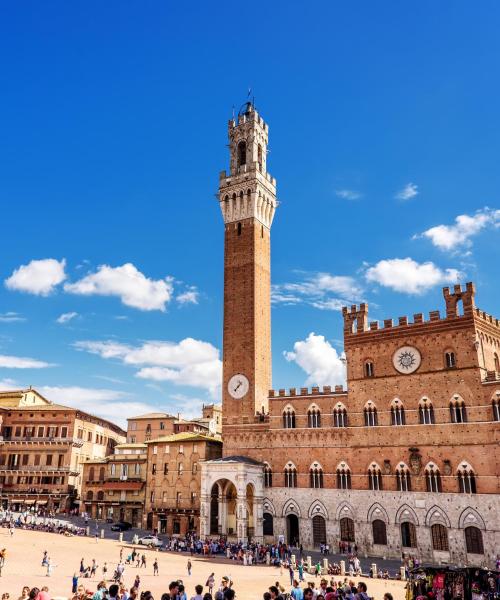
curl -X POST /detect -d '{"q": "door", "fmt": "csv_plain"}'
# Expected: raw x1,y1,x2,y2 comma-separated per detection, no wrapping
312,515,326,546
286,514,299,545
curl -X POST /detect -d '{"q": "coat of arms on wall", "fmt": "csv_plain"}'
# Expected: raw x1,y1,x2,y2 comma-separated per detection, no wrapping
443,460,452,476
409,447,422,475
383,460,392,475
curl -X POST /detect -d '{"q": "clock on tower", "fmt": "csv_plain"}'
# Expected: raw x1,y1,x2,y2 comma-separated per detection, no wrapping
217,101,278,423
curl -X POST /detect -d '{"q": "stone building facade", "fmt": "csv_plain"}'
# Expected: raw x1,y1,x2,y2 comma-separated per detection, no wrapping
200,102,500,568
0,388,125,511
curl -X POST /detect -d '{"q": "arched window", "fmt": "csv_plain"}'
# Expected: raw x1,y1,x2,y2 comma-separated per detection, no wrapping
178,463,183,476
97,491,104,501
396,463,411,492
494,353,499,372
431,524,449,551
86,490,93,501
99,467,105,481
340,517,355,542
284,463,297,488
401,522,417,547
333,404,348,427
309,464,324,489
364,361,374,378
390,399,406,426
336,464,351,490
237,141,246,168
425,464,442,493
283,407,296,429
457,463,476,494
264,464,273,488
419,398,435,425
493,396,500,421
465,526,484,554
445,351,456,368
450,397,467,423
307,406,321,428
368,463,383,491
89,467,95,481
372,520,387,545
364,402,378,426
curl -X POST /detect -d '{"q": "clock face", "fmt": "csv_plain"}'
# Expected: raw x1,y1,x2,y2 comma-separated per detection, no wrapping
227,373,249,399
393,346,421,374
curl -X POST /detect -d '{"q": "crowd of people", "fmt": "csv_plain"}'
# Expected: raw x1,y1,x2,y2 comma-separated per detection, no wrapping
0,510,86,537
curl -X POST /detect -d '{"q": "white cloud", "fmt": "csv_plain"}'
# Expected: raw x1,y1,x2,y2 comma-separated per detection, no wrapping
37,385,157,428
56,311,78,324
74,337,222,397
177,288,199,305
284,332,346,387
416,207,500,252
365,257,462,294
0,354,54,369
0,312,26,323
335,189,362,201
5,258,66,296
272,272,363,311
395,183,418,201
64,263,174,311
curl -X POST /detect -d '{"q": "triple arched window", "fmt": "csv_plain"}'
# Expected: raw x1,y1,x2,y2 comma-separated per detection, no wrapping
336,464,351,490
307,406,321,428
419,398,435,424
390,399,405,426
425,464,442,493
364,402,378,426
396,463,411,492
264,463,273,488
368,463,383,491
457,463,476,494
309,463,324,488
333,404,348,427
282,407,296,429
284,463,297,488
450,397,467,423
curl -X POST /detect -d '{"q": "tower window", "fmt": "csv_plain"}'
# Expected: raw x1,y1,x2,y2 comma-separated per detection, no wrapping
364,362,374,378
258,144,263,171
419,399,435,425
445,351,456,368
237,222,242,236
237,141,246,168
494,353,500,372
450,398,467,423
364,404,378,426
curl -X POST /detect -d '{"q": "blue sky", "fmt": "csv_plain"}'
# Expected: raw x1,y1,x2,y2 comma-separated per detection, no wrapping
1,1,499,426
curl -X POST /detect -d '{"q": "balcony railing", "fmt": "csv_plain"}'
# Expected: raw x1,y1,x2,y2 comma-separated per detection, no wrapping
1,436,84,447
0,465,79,475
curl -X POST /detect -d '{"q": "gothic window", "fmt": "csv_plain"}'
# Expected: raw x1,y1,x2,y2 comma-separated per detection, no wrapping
493,397,500,421
237,222,242,236
457,464,477,494
333,405,348,427
396,464,412,492
372,520,387,545
431,524,449,551
309,464,324,489
284,463,297,488
419,399,435,424
390,400,406,426
401,522,417,548
445,351,456,368
336,465,351,490
307,406,321,428
283,407,296,429
340,517,355,542
425,464,442,493
368,464,383,491
258,144,263,171
364,361,374,378
364,403,378,426
494,353,500,372
450,398,467,423
178,463,183,476
237,141,247,168
465,526,484,554
264,464,273,487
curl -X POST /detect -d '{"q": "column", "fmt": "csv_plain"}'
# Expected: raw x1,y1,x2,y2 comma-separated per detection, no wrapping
236,496,248,544
219,495,228,535
253,495,264,543
199,494,211,539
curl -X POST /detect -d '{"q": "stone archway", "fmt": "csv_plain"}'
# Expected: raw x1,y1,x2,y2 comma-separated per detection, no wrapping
287,513,300,545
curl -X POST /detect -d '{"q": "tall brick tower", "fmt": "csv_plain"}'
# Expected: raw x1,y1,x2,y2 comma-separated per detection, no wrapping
218,102,278,425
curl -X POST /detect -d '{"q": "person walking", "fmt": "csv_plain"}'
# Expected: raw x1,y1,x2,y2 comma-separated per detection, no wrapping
72,573,79,594
206,573,215,595
141,554,146,569
187,559,192,576
153,559,159,576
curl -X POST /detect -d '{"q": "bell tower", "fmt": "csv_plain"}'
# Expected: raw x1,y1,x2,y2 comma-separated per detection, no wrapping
218,102,278,424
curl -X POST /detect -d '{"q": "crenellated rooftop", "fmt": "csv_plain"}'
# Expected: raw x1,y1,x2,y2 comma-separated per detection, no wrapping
269,385,345,398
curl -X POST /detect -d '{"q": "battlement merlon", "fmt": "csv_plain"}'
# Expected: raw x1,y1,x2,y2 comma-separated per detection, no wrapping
342,303,368,335
443,282,476,318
